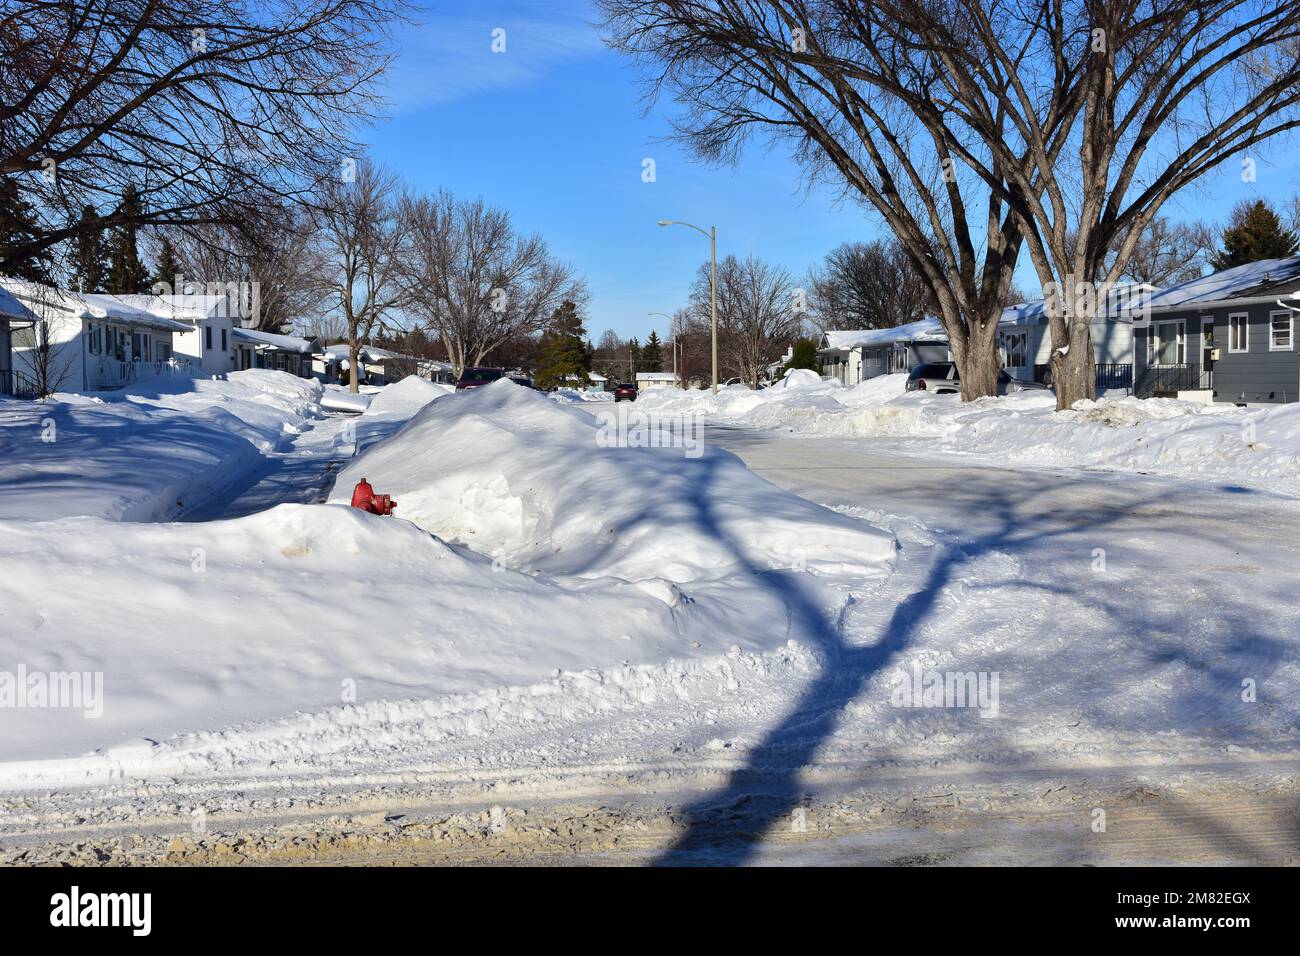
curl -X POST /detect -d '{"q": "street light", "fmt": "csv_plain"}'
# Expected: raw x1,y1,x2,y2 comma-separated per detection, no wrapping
658,219,718,395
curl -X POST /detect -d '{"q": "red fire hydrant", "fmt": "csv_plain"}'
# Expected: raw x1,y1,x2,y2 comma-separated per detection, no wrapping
350,478,397,516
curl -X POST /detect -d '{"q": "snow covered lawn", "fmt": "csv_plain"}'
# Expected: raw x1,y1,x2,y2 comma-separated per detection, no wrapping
0,371,326,521
632,373,1300,493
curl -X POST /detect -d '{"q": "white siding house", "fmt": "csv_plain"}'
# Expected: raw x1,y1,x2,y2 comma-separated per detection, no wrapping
0,279,191,393
636,371,677,389
111,294,235,375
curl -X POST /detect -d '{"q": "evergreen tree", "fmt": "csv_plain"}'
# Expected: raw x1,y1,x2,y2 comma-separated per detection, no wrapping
71,205,109,292
1211,200,1300,270
106,185,151,294
642,329,663,371
534,300,590,389
782,338,821,374
151,235,184,293
0,176,54,283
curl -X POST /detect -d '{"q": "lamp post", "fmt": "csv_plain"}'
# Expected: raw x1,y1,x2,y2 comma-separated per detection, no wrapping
658,219,718,395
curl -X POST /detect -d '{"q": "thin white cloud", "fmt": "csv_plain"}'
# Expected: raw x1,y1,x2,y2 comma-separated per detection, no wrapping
382,7,606,112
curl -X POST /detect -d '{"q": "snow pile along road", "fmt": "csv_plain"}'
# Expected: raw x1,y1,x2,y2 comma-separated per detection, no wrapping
333,379,897,582
0,370,326,521
635,374,1300,491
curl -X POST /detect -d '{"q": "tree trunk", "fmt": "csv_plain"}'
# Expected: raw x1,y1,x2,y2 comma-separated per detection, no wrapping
348,329,360,394
960,343,1001,401
1052,321,1097,410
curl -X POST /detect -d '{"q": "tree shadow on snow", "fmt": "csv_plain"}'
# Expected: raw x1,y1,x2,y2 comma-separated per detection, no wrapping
651,448,1140,866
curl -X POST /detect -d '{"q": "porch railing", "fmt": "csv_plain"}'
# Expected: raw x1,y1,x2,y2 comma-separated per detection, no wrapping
1134,363,1211,399
1031,362,1134,391
0,368,41,399
93,357,193,389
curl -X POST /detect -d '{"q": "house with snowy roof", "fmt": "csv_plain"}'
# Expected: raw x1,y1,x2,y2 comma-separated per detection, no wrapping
233,327,320,377
109,293,235,375
1135,257,1300,404
0,278,193,394
817,317,951,385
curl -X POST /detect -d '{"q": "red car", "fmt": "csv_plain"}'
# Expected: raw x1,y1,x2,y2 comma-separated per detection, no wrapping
456,367,505,390
613,383,637,402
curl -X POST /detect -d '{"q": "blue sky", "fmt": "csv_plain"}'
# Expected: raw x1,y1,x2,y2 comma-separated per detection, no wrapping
367,1,1300,343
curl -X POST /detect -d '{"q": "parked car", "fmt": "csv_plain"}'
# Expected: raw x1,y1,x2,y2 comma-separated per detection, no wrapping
906,362,960,393
456,367,505,390
613,382,638,402
906,362,1051,395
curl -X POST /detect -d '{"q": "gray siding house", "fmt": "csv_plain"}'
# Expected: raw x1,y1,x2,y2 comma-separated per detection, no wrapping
1138,257,1300,404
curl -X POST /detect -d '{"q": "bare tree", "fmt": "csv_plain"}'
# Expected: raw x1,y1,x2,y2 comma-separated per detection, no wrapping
692,254,800,388
401,190,585,376
599,0,1300,406
0,0,408,271
806,239,934,333
1111,218,1214,287
154,200,329,331
314,160,414,393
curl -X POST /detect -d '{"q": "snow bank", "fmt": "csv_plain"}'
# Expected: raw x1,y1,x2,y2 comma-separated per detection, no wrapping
332,379,897,583
0,370,328,522
321,387,373,413
635,374,1300,491
0,502,820,776
362,375,452,418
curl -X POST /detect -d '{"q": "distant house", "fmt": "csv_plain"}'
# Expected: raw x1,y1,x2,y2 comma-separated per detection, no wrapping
316,343,421,385
564,371,607,391
0,284,37,398
0,279,192,393
417,358,456,385
1137,257,1300,404
232,327,319,377
109,293,234,375
818,318,951,385
635,371,677,389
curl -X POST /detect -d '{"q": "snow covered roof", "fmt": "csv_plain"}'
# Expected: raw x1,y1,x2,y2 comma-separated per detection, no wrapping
821,317,946,351
108,293,229,324
322,343,416,363
635,372,677,381
1148,257,1300,309
565,372,607,382
0,282,36,323
0,278,190,332
233,327,320,353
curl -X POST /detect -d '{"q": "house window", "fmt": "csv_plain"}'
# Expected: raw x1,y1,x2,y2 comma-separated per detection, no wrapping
1270,310,1293,351
1003,332,1028,369
221,328,228,351
88,324,102,355
1147,320,1186,366
205,325,213,350
1228,313,1248,353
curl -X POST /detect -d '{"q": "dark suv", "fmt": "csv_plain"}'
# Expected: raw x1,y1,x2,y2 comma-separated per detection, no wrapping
613,383,638,402
456,367,505,390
